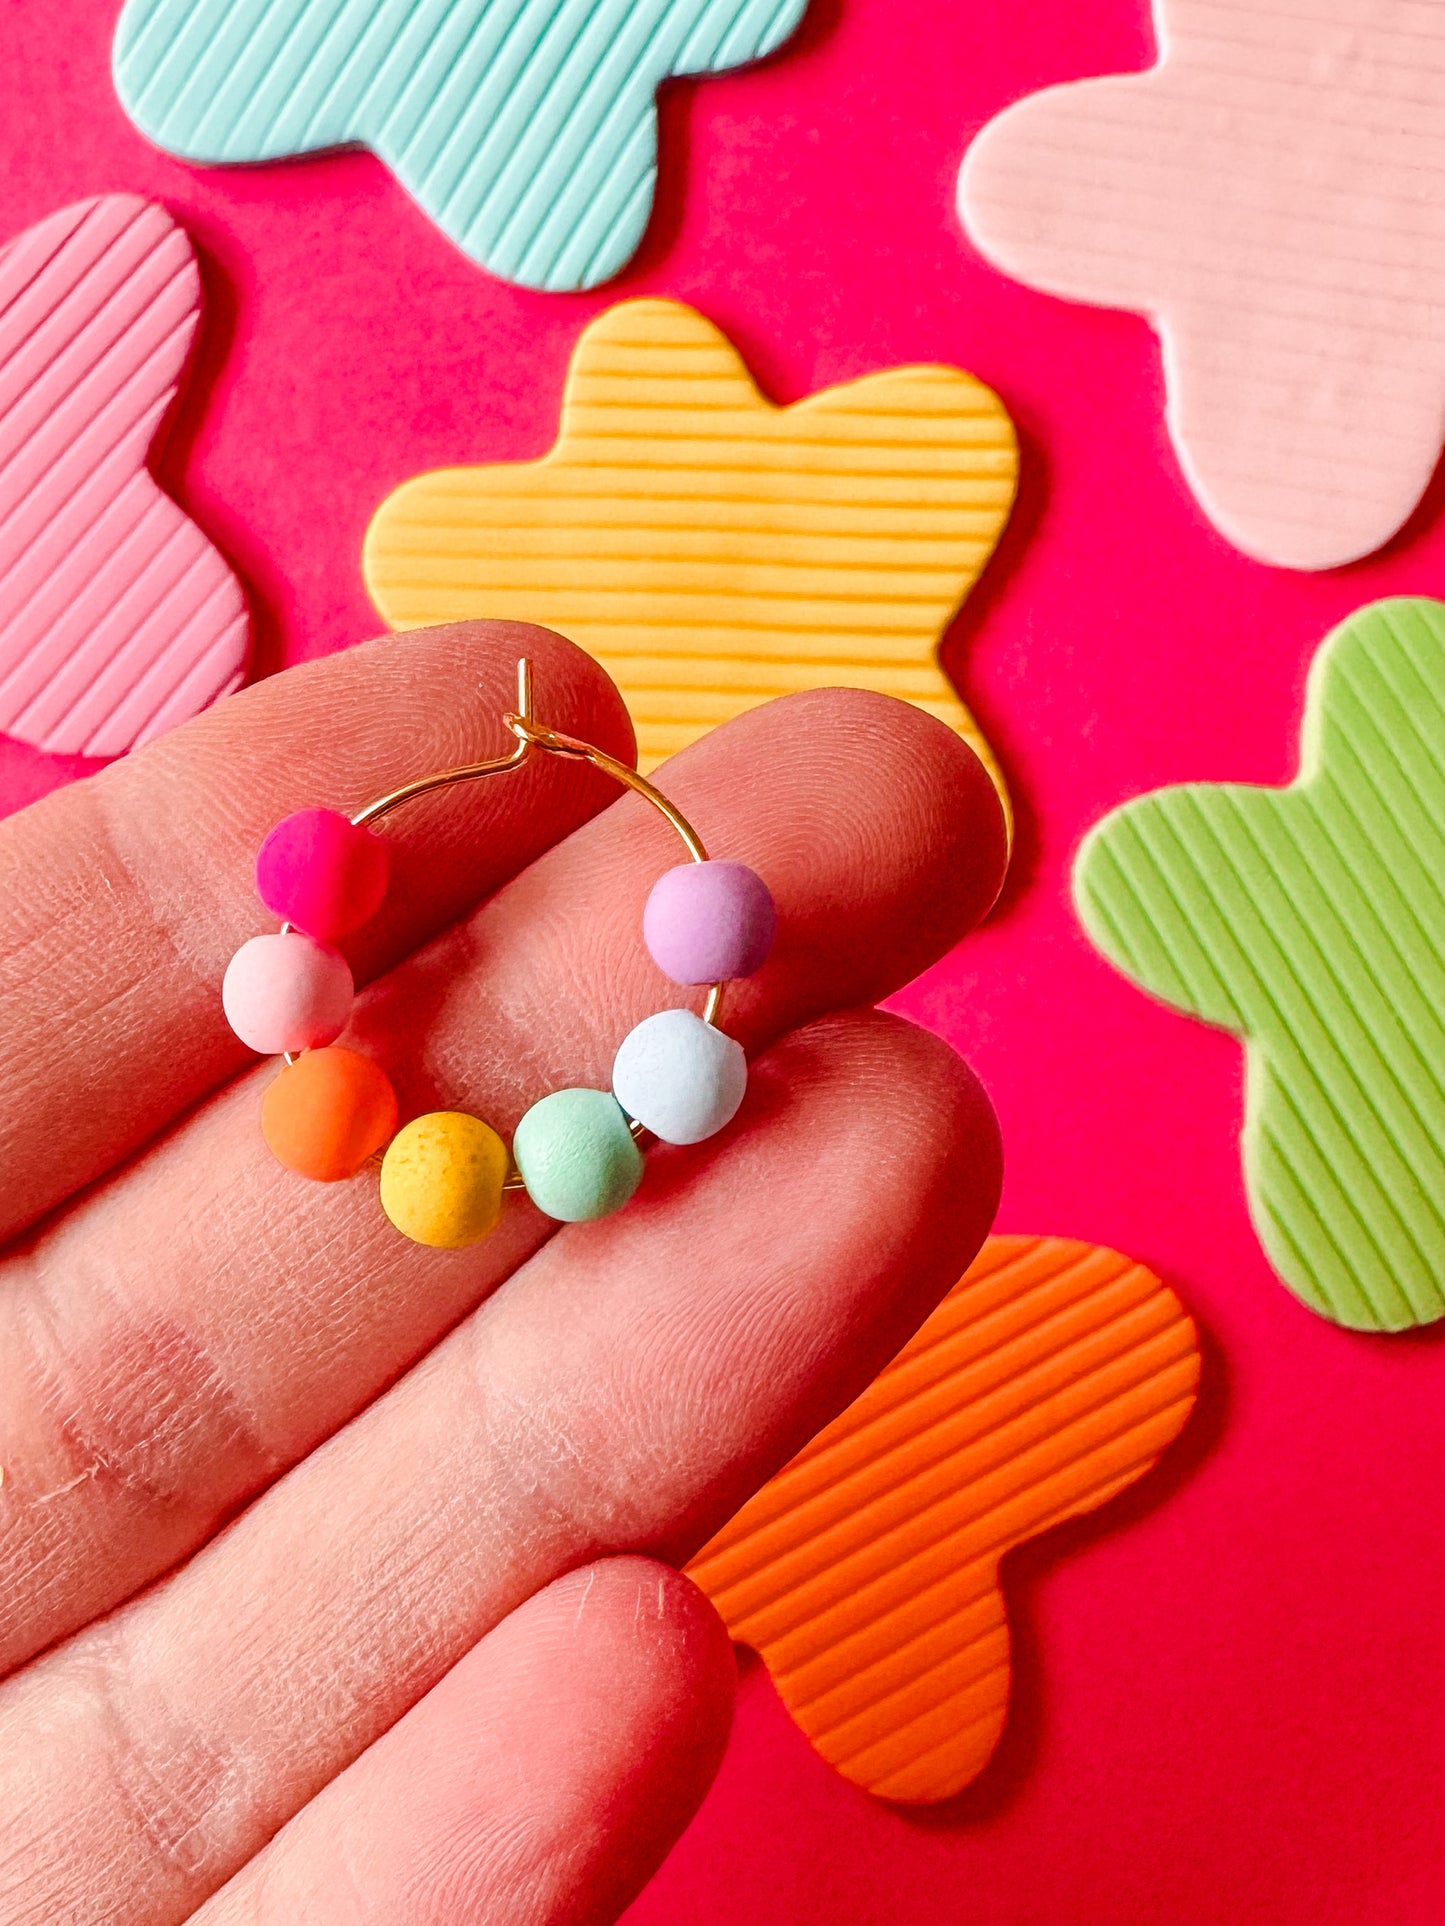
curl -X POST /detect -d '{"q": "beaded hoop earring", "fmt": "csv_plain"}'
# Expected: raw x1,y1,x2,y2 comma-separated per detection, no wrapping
221,662,776,1249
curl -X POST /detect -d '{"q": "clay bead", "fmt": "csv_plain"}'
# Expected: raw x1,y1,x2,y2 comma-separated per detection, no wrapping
222,931,353,1055
260,1046,398,1182
643,860,776,984
380,1111,510,1248
613,1009,747,1145
256,808,390,943
513,1088,643,1222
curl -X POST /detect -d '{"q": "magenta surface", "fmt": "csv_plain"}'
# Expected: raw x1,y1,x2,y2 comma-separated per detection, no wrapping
644,861,778,984
255,807,390,942
5,3,1445,1922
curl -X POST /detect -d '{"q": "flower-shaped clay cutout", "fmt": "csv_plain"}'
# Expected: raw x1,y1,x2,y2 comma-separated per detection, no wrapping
0,195,247,758
959,1,1445,570
113,0,810,292
1077,597,1445,1332
365,298,1018,824
688,1235,1200,1803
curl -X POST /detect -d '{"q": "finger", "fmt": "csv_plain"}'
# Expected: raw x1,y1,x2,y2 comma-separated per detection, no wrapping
0,1012,1001,1926
0,620,632,1245
0,688,1005,1672
192,1559,734,1926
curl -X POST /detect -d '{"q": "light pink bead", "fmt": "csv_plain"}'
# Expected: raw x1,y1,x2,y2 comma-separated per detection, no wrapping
222,932,354,1056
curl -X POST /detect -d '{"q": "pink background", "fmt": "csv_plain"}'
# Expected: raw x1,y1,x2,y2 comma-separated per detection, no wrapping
8,2,1445,1919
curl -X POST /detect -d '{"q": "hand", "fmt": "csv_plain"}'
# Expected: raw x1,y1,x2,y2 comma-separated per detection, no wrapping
0,624,1004,1924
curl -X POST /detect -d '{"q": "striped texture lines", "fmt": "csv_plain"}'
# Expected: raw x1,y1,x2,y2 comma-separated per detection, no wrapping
114,0,809,291
1075,597,1445,1332
687,1235,1199,1803
0,195,247,759
960,0,1445,568
364,298,1018,819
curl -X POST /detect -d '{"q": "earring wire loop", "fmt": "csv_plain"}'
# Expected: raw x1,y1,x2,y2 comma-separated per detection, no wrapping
346,658,536,833
276,659,728,1188
340,658,724,1030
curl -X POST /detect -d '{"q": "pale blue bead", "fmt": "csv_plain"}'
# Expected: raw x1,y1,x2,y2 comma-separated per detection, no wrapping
513,1087,643,1222
112,0,810,292
613,1008,747,1146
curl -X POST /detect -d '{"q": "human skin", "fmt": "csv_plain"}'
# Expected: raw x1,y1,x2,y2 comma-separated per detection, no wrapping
0,621,1006,1925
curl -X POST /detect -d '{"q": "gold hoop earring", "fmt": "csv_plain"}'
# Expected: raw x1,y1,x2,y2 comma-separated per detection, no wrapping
221,662,776,1247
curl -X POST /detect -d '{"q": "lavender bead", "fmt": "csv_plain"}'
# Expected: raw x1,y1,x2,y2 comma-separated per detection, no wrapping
643,861,777,985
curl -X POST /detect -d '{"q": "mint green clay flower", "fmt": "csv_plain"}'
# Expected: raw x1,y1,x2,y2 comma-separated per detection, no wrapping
113,0,809,291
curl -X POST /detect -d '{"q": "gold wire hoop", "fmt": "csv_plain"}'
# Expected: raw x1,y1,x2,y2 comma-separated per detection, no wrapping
282,659,728,1190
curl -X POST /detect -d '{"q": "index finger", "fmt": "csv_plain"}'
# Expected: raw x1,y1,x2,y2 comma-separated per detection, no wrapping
0,622,632,1245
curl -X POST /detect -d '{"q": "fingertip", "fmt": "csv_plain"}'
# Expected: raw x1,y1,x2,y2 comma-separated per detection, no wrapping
788,689,1010,939
755,1006,1004,1377
113,618,604,781
907,1012,1006,1264
577,1005,1004,1565
371,619,638,770
514,1558,736,1921
547,1556,737,1768
807,685,1010,943
190,1556,735,1926
639,686,1011,1033
444,1555,736,1900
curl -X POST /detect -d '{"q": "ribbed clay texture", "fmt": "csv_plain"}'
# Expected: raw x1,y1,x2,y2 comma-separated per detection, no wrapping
0,195,247,757
364,298,1018,824
687,1235,1199,1802
960,0,1445,570
113,0,809,292
1076,597,1445,1332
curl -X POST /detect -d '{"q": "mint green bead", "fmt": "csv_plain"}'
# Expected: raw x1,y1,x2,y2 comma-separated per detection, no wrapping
513,1088,644,1223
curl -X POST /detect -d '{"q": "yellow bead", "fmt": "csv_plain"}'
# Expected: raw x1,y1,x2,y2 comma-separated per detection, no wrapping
379,1111,509,1248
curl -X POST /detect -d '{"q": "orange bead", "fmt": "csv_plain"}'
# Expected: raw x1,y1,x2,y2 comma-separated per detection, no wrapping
261,1047,398,1182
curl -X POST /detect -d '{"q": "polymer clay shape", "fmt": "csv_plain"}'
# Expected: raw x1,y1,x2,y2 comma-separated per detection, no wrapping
113,0,810,292
1076,597,1445,1332
688,1236,1199,1802
364,298,1018,821
959,0,1445,570
0,195,247,757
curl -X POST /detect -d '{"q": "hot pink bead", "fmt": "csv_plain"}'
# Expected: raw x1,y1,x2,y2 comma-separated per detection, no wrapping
222,932,354,1055
255,808,390,942
643,860,778,985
